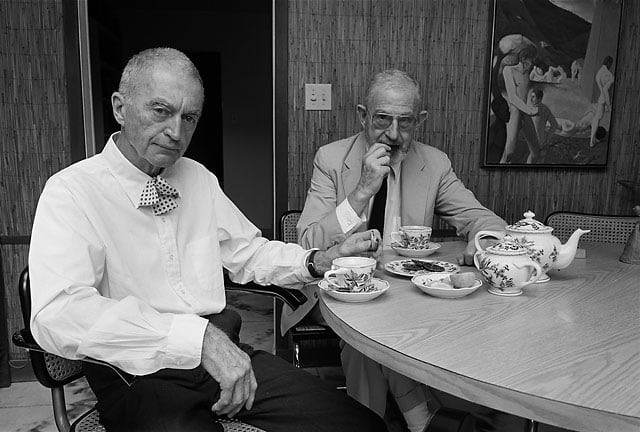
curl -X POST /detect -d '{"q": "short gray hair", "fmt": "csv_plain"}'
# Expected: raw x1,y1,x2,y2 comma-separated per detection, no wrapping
118,47,203,98
365,69,421,110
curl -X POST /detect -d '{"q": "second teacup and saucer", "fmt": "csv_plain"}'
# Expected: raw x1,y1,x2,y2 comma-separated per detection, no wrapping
390,225,441,258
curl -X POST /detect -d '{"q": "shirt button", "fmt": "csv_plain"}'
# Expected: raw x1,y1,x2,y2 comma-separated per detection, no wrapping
169,254,174,260
162,217,167,223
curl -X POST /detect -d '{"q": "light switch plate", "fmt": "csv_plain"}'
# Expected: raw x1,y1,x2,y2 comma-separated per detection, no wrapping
305,83,332,110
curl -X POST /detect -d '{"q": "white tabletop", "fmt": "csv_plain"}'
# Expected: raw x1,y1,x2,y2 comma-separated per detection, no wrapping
319,241,640,432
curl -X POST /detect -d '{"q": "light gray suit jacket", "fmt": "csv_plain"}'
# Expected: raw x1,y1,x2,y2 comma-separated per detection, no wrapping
281,133,506,334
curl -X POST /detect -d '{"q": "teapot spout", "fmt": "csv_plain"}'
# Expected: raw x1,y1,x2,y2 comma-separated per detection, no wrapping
555,229,590,269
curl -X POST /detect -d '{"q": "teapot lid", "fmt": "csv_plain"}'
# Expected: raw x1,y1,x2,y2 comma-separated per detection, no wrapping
507,211,553,233
486,236,534,255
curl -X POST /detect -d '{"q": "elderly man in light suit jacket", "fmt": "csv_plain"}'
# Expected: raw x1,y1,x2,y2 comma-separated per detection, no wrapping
283,70,506,432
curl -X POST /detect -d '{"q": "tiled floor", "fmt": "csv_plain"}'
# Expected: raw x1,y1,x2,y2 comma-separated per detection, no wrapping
1,291,573,432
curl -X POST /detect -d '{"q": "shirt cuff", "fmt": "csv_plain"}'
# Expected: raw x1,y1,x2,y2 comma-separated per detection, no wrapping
166,314,209,369
336,199,366,234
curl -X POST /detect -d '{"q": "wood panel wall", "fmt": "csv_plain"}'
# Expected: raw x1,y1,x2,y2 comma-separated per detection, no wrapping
1,0,71,362
287,0,640,225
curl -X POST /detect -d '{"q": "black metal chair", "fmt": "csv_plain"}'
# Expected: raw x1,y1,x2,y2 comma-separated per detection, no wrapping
275,210,342,369
12,267,307,432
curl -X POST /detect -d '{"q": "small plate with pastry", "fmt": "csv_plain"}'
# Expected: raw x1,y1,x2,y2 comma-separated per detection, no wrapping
411,272,482,298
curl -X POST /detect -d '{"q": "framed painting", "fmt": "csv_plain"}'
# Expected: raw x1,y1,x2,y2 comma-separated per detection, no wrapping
482,0,624,167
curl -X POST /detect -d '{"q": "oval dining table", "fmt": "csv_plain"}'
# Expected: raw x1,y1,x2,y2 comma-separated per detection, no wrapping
318,241,640,432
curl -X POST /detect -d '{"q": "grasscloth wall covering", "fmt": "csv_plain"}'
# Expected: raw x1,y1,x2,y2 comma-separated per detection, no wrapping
1,0,70,362
287,0,640,225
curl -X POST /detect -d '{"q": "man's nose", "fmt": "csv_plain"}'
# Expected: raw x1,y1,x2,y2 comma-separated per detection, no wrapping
384,119,399,140
164,116,182,140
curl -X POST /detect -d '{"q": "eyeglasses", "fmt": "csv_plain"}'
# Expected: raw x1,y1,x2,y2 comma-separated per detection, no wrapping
368,112,421,131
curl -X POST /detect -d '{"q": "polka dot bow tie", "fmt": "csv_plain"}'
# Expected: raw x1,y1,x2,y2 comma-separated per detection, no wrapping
139,176,180,216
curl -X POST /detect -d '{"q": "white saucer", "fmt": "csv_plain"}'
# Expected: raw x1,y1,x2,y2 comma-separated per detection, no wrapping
487,286,523,296
412,272,482,299
391,242,441,258
318,278,389,302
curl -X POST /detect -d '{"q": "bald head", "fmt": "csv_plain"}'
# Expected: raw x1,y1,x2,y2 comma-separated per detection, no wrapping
365,69,421,112
118,47,203,99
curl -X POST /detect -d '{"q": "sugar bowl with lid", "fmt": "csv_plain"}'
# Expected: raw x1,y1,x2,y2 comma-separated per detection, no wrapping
474,236,543,296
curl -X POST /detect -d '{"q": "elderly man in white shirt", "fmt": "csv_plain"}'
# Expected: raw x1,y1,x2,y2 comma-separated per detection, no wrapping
29,47,386,432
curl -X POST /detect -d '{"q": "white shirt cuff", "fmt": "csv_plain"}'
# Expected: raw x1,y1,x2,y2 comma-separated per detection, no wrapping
336,199,366,234
166,314,209,369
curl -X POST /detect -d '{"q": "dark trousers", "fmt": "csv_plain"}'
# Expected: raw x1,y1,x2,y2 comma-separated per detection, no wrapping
84,309,386,432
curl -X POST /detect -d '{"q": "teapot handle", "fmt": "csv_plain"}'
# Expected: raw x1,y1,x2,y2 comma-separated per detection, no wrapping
513,261,543,287
474,230,504,253
473,251,482,270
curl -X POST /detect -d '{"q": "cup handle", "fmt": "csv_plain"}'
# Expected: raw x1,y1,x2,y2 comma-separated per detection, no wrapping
323,268,349,289
390,231,403,244
474,230,503,253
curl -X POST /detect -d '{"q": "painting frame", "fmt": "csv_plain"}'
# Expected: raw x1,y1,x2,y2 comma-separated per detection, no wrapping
482,0,624,168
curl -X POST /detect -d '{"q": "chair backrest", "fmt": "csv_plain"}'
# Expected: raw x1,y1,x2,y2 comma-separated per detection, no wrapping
544,212,637,244
280,210,301,243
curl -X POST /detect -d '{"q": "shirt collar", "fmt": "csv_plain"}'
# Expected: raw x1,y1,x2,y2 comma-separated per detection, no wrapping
102,132,181,209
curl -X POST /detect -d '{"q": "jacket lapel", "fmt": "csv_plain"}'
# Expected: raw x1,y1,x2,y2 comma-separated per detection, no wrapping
341,133,367,199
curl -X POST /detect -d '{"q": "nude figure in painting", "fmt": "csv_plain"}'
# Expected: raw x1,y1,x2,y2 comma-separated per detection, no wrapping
500,46,539,164
590,56,614,148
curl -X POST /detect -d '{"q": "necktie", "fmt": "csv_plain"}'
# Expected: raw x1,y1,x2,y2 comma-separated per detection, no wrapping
139,176,180,216
368,179,387,235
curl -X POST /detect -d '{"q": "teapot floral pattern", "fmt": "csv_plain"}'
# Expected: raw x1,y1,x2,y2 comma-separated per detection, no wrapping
474,236,543,296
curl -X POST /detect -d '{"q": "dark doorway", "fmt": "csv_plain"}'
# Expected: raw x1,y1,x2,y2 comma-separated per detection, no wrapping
87,4,225,183
84,1,275,236
182,51,224,182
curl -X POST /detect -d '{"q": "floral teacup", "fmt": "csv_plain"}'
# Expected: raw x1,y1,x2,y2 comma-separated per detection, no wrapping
390,226,432,250
323,257,377,292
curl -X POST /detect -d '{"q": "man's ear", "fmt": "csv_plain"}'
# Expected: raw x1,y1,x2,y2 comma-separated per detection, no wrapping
418,110,428,125
111,92,126,126
356,104,368,128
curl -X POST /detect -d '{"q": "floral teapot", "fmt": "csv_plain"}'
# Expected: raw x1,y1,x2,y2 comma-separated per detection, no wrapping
475,210,590,282
473,236,542,296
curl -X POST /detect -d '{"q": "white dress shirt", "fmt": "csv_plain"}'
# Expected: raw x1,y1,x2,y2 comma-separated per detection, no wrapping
29,133,313,375
336,163,402,248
